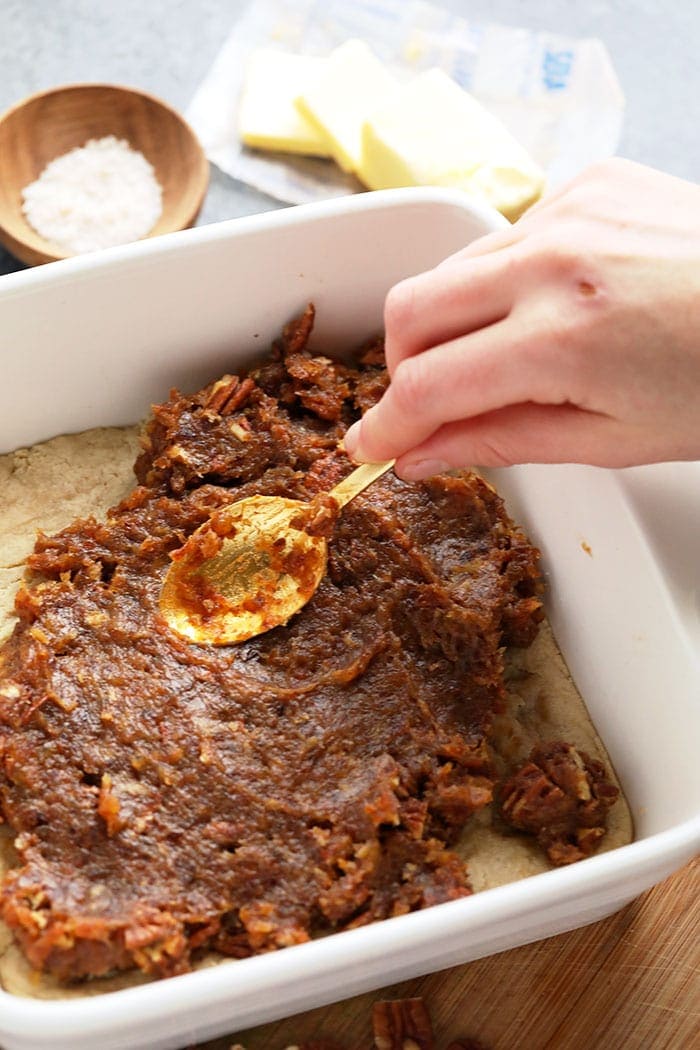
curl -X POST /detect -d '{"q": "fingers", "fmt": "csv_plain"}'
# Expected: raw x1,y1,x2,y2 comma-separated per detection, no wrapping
393,402,655,477
344,320,571,465
381,200,566,378
349,158,700,475
383,247,519,375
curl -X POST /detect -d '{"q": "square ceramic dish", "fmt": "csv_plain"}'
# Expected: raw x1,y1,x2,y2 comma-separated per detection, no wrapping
0,188,698,1050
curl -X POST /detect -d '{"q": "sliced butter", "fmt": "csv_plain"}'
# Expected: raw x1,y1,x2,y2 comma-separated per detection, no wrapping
359,68,545,221
238,49,332,157
295,39,397,173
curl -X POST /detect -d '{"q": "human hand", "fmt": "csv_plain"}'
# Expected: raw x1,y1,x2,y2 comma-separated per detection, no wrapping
343,159,700,478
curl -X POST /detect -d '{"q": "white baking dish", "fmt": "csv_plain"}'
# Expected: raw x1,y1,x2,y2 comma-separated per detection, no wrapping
0,188,698,1050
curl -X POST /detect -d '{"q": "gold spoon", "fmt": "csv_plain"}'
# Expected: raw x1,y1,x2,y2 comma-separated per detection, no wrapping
159,458,395,646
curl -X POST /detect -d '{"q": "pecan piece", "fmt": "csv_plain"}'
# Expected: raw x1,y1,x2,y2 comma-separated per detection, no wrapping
281,302,315,355
205,375,256,416
372,997,435,1049
500,741,619,865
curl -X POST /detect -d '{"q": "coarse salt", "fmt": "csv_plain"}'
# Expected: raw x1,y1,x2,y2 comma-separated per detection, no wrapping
21,135,163,254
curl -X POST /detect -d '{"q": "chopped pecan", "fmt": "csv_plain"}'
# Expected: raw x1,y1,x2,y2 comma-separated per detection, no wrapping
290,493,341,540
372,997,435,1049
282,302,316,355
204,375,238,413
205,376,256,416
500,741,619,865
353,338,389,414
357,337,386,368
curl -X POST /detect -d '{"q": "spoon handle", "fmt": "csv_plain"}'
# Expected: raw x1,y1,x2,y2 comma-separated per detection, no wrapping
329,459,395,509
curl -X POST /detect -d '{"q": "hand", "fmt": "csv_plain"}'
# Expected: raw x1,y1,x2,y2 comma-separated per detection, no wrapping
343,159,700,478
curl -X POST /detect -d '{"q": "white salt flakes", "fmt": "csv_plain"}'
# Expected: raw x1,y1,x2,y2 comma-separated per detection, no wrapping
21,135,163,254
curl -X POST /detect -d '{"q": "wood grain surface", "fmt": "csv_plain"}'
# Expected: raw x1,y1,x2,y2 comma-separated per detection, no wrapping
197,857,699,1050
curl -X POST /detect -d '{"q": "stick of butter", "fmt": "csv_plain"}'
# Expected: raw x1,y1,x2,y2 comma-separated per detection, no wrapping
358,68,546,221
238,49,332,157
295,39,397,173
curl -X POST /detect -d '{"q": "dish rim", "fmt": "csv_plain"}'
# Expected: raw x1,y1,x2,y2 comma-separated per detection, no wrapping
0,185,698,1045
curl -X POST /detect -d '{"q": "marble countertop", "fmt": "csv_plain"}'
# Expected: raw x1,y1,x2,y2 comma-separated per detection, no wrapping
1,0,698,275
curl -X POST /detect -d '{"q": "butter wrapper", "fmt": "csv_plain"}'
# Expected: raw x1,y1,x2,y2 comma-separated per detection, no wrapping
186,0,625,205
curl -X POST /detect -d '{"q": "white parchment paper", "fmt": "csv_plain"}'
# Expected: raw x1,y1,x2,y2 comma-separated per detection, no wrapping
186,0,625,205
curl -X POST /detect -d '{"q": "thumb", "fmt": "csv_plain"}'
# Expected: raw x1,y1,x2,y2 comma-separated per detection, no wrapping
393,402,658,477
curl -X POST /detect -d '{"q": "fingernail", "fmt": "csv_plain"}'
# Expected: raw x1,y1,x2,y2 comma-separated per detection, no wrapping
343,421,361,459
399,459,450,481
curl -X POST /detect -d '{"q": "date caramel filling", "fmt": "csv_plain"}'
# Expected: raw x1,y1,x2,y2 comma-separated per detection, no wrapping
0,306,617,982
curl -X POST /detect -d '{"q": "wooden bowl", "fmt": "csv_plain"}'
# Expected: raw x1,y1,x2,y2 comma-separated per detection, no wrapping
0,83,209,266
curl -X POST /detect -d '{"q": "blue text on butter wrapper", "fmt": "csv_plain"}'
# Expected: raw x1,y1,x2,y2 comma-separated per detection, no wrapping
543,49,574,91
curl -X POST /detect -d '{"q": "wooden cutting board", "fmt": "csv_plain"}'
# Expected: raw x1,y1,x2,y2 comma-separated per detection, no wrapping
197,856,699,1050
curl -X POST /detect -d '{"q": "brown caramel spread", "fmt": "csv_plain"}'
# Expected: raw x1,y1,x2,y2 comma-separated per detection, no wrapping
0,307,617,983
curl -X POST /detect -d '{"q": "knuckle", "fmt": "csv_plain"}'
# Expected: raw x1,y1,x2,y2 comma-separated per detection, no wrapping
468,433,519,468
357,411,389,459
523,233,608,311
532,234,582,279
587,156,636,181
390,357,426,416
384,278,419,334
567,158,626,195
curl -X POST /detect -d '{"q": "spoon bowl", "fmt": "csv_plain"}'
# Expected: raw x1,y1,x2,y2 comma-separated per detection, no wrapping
160,459,394,646
160,494,330,645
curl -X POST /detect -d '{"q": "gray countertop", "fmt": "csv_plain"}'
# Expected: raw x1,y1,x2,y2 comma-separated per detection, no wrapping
0,5,698,1048
1,0,698,276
